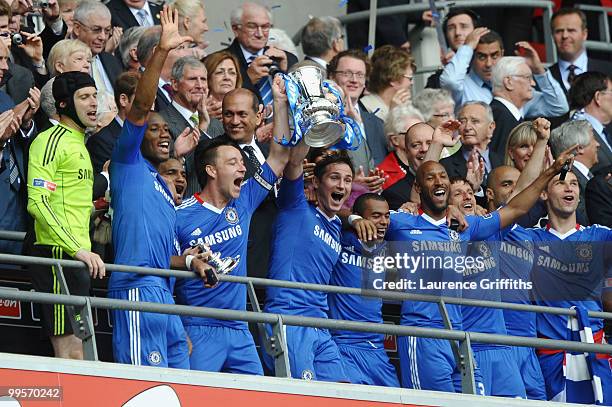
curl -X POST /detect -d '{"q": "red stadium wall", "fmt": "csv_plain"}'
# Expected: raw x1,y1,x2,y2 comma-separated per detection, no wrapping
0,367,432,407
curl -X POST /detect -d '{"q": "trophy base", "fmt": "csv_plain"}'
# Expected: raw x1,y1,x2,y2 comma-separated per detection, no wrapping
304,119,344,148
216,257,239,275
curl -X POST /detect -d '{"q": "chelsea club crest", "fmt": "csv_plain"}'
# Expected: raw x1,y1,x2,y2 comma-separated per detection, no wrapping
449,229,460,242
225,207,239,225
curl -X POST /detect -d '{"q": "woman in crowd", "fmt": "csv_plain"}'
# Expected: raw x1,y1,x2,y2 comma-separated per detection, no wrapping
504,121,539,171
203,51,242,120
42,39,116,132
360,45,415,122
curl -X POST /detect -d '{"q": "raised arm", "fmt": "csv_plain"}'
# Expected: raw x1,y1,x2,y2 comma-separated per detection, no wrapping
499,144,577,229
266,75,291,177
127,6,192,125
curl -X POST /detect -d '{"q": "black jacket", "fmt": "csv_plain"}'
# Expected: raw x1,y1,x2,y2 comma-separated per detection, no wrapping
490,98,523,158
106,0,161,31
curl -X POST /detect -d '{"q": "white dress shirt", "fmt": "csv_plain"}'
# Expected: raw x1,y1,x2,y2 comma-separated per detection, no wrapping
572,159,592,181
558,50,588,91
171,101,198,128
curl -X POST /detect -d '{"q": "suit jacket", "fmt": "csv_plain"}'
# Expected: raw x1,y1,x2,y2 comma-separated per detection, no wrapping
3,62,35,105
571,166,591,226
159,102,224,197
0,92,31,254
549,58,612,98
222,39,298,102
490,98,523,158
425,69,442,89
585,165,612,227
154,86,172,112
107,0,161,31
304,55,327,77
440,147,503,206
360,101,388,166
591,128,612,176
10,48,48,90
86,118,123,173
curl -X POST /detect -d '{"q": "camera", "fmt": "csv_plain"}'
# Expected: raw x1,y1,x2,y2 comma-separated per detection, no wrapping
33,0,49,8
266,56,283,77
11,33,23,46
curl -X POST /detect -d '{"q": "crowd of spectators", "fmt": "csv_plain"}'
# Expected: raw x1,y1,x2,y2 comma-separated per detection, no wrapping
0,0,611,404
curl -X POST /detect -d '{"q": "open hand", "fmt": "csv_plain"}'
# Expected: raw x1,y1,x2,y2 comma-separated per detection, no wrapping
174,127,200,158
159,5,194,52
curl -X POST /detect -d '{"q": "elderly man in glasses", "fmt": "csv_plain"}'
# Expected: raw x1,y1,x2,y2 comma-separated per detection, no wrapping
72,1,123,98
221,2,297,109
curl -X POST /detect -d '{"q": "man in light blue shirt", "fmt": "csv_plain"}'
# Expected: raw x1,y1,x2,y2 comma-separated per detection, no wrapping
440,29,568,119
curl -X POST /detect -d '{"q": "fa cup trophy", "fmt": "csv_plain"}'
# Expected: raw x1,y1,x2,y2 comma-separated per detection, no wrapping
286,65,346,147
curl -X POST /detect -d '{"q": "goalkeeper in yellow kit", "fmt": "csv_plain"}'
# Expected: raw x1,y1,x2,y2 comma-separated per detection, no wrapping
27,72,106,360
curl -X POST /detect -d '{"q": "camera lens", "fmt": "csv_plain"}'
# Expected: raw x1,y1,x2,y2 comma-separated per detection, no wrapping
268,62,282,77
11,33,23,46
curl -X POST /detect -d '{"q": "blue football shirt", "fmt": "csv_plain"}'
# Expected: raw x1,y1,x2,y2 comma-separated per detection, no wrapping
174,163,277,329
264,176,343,319
525,224,612,340
385,210,501,330
109,120,176,292
328,231,386,347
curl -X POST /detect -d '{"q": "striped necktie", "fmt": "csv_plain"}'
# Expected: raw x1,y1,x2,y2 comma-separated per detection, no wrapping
6,141,19,190
248,55,273,107
136,8,151,27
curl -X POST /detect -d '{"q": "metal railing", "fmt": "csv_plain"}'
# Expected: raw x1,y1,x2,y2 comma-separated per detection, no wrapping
0,250,611,395
576,4,612,47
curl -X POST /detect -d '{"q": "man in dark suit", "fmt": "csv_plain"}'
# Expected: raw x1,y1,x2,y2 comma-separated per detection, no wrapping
0,42,39,255
441,101,503,200
135,26,204,112
585,165,612,227
106,0,161,31
489,56,569,158
72,1,123,98
549,8,612,98
222,3,297,107
300,16,344,77
569,72,612,175
550,120,600,226
159,56,223,196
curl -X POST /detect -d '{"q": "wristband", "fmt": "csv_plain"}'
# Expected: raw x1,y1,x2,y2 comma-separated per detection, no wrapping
32,60,46,69
185,255,195,271
347,214,363,226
